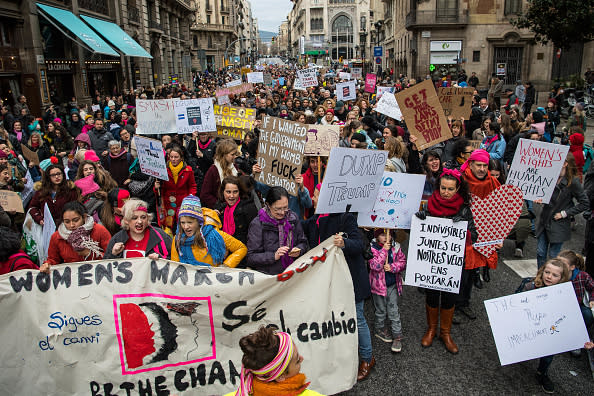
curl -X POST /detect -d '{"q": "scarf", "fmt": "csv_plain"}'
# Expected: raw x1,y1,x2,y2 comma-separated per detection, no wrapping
214,159,238,181
223,198,240,235
57,216,104,258
463,167,501,199
169,161,184,183
198,138,212,150
484,134,499,147
571,267,579,281
250,374,310,396
427,190,464,217
202,225,226,265
109,148,128,159
258,207,294,269
179,235,209,266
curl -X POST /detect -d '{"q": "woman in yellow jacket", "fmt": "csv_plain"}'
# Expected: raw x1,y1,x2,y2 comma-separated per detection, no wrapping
171,195,246,267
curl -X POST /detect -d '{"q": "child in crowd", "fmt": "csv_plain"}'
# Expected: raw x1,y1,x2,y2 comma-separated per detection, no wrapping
557,250,594,332
369,229,406,353
171,195,247,267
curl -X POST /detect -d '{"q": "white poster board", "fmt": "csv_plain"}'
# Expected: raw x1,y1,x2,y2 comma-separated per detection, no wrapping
136,99,177,135
21,170,34,204
336,81,357,102
0,238,357,396
174,98,216,134
226,79,242,87
351,68,362,79
375,92,403,121
217,95,231,105
404,215,467,293
484,282,590,366
41,203,56,264
316,147,387,214
246,72,264,84
358,172,425,229
293,77,306,91
338,72,351,81
134,136,169,181
506,139,569,204
297,68,318,87
376,86,395,100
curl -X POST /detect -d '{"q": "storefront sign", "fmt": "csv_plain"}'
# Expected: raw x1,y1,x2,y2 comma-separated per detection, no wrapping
46,62,76,73
430,41,462,52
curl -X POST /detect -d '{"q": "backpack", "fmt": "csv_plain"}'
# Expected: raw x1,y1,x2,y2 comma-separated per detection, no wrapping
583,144,594,174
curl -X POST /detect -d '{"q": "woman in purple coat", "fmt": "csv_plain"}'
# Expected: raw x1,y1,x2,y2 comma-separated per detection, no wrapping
246,186,308,275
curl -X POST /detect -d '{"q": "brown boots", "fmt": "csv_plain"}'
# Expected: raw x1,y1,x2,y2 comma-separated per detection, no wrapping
421,305,459,354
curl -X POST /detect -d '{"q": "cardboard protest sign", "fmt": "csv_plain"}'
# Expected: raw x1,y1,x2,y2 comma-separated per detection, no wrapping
214,105,256,140
404,215,467,293
134,136,169,181
336,81,357,102
376,86,395,99
240,67,251,75
136,99,177,135
246,72,264,84
364,73,377,93
375,92,403,121
0,190,24,213
395,79,452,150
297,68,318,88
257,117,307,196
316,147,387,214
263,72,273,86
338,72,351,80
469,140,482,150
215,83,253,97
484,282,589,366
304,125,340,156
506,139,569,204
351,68,362,79
0,238,357,395
438,87,474,119
21,145,39,166
174,98,216,134
358,172,425,229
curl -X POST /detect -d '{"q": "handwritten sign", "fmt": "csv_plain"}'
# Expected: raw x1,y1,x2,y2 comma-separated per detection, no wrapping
375,92,403,121
0,190,24,213
293,77,306,91
247,72,264,84
438,87,474,119
174,98,216,134
297,68,318,88
213,105,256,140
217,95,231,105
226,79,242,87
257,117,307,196
215,83,253,97
396,79,452,150
364,73,377,93
469,140,482,150
336,81,357,102
404,215,467,293
351,68,362,79
91,104,100,112
21,145,39,166
484,282,589,366
316,147,387,214
338,72,351,80
358,172,425,229
304,125,340,156
376,86,394,99
136,99,177,135
263,73,273,86
134,136,169,181
506,139,569,204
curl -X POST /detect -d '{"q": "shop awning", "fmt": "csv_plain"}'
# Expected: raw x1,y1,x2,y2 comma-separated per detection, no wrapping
80,15,152,58
305,50,327,56
36,3,119,56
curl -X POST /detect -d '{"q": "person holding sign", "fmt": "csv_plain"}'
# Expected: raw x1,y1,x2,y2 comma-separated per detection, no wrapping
415,169,477,354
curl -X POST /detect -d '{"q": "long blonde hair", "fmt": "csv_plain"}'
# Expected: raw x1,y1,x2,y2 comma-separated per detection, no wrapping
214,139,238,178
533,258,569,288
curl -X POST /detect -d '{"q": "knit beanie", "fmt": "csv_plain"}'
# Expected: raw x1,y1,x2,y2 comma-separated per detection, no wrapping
75,174,100,196
84,150,100,162
178,195,204,224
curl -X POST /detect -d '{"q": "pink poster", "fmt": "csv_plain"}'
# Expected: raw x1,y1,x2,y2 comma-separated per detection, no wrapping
364,73,377,93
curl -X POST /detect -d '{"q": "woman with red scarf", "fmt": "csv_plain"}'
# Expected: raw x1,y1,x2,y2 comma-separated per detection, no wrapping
216,176,258,246
415,169,477,354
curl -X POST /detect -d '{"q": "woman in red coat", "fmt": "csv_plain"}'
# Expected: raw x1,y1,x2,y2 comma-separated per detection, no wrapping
155,145,197,231
29,164,80,226
40,201,111,271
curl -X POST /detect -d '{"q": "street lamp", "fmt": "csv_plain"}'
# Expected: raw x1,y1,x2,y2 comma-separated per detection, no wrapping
360,15,367,74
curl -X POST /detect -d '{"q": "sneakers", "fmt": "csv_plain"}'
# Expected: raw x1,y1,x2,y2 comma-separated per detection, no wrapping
375,328,392,343
514,248,524,258
391,339,402,353
536,372,555,394
457,305,477,320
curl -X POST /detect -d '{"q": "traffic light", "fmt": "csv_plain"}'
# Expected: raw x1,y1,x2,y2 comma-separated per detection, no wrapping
429,64,436,72
271,37,275,42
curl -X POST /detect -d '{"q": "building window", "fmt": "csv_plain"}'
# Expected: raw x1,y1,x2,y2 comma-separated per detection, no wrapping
436,0,458,19
472,50,480,62
207,14,211,24
310,18,323,31
504,0,522,16
208,36,213,48
193,35,198,48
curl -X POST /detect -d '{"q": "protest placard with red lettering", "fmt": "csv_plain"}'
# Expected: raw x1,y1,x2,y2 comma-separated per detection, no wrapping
438,87,474,119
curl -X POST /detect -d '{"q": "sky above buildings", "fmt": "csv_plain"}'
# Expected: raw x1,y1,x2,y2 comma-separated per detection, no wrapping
251,0,292,32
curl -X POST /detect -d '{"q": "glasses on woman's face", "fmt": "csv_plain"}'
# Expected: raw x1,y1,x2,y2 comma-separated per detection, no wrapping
270,205,289,214
49,171,62,178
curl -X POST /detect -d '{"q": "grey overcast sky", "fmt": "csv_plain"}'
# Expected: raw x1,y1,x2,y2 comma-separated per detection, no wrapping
250,0,293,32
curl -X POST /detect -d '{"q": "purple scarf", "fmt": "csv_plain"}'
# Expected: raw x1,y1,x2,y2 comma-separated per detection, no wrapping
258,208,294,269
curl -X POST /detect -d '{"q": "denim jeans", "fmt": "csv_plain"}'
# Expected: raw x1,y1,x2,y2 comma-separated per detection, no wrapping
355,300,373,362
372,284,402,338
536,233,563,269
581,305,594,329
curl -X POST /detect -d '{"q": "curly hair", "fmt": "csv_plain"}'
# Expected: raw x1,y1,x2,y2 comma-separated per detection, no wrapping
534,258,570,288
239,326,281,371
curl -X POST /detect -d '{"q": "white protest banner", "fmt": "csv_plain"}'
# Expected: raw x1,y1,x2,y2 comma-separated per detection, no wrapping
358,172,425,229
338,72,351,81
297,68,318,88
226,79,242,87
506,139,569,204
376,86,395,99
351,68,362,79
135,99,177,135
375,92,403,121
217,95,231,105
246,72,264,84
316,147,387,214
336,81,357,102
0,238,357,396
91,104,100,112
41,203,56,264
404,215,467,293
174,98,217,134
484,282,589,366
293,77,306,91
134,136,169,181
21,170,34,204
257,117,307,196
304,125,340,156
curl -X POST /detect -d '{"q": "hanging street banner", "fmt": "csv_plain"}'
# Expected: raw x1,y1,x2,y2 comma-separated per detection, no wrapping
0,239,357,395
213,105,256,140
134,136,169,181
438,87,475,119
174,98,217,134
136,99,177,135
304,125,340,156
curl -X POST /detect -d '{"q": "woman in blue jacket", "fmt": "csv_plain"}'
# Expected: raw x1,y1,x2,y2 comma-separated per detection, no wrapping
481,121,506,168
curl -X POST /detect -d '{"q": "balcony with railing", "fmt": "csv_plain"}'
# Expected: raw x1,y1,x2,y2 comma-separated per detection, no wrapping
405,9,468,29
149,20,164,32
191,23,236,34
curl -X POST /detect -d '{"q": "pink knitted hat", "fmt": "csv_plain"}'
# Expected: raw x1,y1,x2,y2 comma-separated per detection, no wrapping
84,150,100,162
74,174,100,196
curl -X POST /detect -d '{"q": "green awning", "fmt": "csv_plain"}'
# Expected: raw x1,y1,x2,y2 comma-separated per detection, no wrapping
81,15,152,58
305,50,326,56
36,3,118,56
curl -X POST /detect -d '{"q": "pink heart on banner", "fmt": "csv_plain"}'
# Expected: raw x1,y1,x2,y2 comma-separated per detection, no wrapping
370,214,378,222
471,185,524,258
